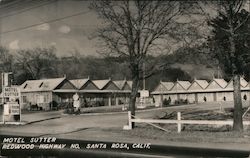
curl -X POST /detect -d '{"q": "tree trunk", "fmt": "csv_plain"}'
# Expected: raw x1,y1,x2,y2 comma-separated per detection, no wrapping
233,74,243,131
129,65,140,128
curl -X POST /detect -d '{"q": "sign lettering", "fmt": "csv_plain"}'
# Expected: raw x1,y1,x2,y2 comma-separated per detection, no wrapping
4,87,20,98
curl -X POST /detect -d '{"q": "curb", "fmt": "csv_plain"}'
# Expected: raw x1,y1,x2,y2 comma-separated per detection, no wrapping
25,116,61,125
62,107,167,116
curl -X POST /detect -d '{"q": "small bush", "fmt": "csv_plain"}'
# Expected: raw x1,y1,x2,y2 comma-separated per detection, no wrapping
50,101,58,110
163,98,171,107
30,104,39,111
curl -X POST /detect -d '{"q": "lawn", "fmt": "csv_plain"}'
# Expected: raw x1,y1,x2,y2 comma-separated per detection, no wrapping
109,101,250,144
116,126,250,144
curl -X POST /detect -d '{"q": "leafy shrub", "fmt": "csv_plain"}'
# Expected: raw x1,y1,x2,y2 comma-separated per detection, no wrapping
163,98,171,106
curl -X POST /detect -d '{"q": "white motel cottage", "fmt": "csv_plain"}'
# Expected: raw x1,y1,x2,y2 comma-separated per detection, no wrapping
20,77,77,110
152,77,250,107
19,77,133,110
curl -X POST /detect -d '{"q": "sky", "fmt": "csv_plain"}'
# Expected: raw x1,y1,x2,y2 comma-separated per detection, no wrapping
0,0,249,57
0,0,211,57
0,0,101,56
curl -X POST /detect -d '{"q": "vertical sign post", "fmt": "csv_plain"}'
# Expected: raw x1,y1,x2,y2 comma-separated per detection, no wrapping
1,72,21,124
177,112,181,133
4,86,21,123
2,73,4,124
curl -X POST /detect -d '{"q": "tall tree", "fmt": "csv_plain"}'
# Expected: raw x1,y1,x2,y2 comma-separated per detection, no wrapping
16,47,58,80
207,0,250,131
90,0,181,127
0,46,13,72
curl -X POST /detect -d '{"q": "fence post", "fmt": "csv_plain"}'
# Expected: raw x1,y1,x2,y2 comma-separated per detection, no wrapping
123,111,132,130
128,111,132,129
177,112,181,133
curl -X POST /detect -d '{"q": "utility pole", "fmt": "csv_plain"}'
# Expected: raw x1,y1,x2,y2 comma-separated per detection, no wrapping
143,62,145,90
2,73,4,123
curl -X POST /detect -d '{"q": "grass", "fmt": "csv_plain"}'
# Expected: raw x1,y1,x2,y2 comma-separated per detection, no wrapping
107,103,250,144
105,126,250,144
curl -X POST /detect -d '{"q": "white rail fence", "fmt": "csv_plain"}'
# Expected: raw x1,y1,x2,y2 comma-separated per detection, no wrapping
123,111,250,133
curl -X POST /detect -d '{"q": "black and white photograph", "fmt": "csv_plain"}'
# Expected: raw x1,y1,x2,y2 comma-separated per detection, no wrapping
0,0,250,157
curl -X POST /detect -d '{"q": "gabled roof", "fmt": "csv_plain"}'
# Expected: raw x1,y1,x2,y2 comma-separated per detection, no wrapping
169,80,191,92
160,81,175,90
20,77,66,92
240,78,248,87
176,81,191,90
151,81,174,94
113,80,126,90
127,81,133,89
70,78,89,89
92,79,111,90
194,79,209,89
225,77,248,89
213,78,228,88
204,78,228,91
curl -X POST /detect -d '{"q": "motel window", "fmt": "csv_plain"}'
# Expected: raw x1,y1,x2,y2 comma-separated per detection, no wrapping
22,96,27,103
244,95,247,100
44,94,50,103
203,96,207,102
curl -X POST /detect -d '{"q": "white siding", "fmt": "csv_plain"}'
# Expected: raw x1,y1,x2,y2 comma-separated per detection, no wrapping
187,93,196,103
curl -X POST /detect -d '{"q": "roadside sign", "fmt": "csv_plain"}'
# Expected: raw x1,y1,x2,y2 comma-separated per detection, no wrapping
73,93,79,101
73,100,80,108
3,104,9,115
9,102,20,115
4,87,20,98
140,90,149,98
4,73,9,86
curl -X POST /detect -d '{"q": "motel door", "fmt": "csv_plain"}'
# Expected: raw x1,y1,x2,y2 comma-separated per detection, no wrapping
195,93,198,104
213,93,217,102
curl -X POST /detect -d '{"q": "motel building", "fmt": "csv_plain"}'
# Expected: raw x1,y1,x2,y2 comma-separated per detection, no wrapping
67,78,132,107
20,77,77,110
152,77,250,107
19,77,132,110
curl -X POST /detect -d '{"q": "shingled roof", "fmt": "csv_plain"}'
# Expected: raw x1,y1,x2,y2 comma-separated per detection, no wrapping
20,77,66,92
240,78,248,87
213,78,228,88
176,81,191,90
113,80,127,90
70,78,89,89
160,81,175,90
127,81,133,89
194,79,209,89
225,77,248,89
92,79,111,90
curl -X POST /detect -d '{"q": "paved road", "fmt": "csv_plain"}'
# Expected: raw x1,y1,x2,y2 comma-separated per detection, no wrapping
0,107,167,136
1,101,250,136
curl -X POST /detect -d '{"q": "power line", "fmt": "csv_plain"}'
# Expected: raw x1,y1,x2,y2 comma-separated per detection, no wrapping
0,0,57,19
0,0,35,12
0,10,91,36
0,0,25,10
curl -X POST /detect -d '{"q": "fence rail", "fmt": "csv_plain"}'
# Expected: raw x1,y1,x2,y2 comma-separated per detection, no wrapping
123,111,250,133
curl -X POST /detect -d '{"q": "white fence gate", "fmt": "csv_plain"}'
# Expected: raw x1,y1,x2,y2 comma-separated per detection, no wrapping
123,111,250,133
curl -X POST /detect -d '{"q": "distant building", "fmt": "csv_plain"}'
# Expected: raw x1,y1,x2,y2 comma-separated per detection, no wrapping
151,77,250,106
